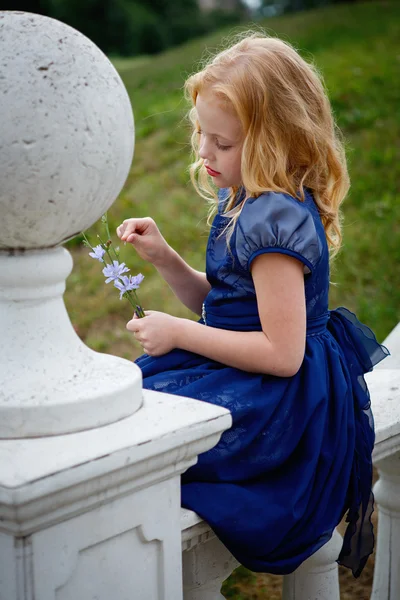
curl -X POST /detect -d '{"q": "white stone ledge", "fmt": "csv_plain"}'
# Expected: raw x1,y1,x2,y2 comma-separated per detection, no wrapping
367,369,400,462
0,390,231,535
181,508,216,552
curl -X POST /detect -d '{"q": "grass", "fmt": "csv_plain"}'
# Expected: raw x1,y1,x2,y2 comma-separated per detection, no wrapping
64,2,399,597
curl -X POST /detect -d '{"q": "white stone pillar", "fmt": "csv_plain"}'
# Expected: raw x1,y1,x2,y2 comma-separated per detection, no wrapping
0,9,140,437
281,530,342,600
0,11,232,600
371,451,400,600
367,323,400,600
0,391,231,600
181,509,240,600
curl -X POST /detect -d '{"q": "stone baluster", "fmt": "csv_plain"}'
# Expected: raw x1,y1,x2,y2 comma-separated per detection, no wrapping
181,509,240,600
0,11,231,600
282,530,342,600
366,324,400,600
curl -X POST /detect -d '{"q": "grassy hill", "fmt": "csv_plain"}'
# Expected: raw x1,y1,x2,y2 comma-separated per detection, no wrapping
66,1,399,361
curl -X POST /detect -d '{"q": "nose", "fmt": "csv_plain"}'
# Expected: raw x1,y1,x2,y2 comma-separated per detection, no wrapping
199,135,214,161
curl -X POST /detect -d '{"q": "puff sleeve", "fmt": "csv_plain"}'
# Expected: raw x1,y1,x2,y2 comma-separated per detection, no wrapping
235,192,322,273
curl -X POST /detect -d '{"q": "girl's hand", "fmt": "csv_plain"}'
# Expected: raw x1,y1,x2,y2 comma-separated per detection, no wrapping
116,217,170,267
127,310,182,356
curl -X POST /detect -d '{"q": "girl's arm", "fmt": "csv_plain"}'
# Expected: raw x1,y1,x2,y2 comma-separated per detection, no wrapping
154,246,211,316
129,253,306,377
176,253,306,376
117,217,210,315
177,253,306,377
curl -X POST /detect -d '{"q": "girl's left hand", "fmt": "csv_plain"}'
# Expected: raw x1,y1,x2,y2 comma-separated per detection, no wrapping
126,311,181,356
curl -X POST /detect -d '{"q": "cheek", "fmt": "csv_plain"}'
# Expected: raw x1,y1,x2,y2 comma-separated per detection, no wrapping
231,152,242,175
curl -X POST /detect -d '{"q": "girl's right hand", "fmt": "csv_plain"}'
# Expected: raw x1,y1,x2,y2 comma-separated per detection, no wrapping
116,217,170,267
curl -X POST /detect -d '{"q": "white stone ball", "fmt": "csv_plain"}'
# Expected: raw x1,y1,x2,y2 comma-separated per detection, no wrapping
0,11,134,249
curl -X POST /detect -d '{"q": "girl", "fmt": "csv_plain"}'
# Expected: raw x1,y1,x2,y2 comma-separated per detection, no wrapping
116,33,388,577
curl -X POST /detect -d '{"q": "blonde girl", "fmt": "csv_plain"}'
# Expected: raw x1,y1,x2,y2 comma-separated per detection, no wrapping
117,33,388,577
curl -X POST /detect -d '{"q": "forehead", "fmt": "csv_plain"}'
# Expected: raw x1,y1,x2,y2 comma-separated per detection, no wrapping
195,92,242,140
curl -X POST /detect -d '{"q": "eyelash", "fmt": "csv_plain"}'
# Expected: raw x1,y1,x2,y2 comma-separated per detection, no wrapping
216,140,232,151
196,129,232,152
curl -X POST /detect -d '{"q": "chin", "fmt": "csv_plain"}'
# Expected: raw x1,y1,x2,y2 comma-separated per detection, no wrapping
214,178,229,188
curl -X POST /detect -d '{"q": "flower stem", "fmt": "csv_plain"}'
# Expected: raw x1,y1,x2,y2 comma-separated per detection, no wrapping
101,213,120,260
81,232,93,251
124,291,138,310
103,213,112,245
129,290,145,317
97,233,117,264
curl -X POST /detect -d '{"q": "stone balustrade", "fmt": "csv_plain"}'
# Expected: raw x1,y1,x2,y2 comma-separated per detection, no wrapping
0,9,397,600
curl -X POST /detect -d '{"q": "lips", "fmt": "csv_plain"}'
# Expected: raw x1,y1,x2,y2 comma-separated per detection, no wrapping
205,165,221,176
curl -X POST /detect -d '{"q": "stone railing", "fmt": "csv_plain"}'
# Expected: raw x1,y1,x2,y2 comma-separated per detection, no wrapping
180,324,400,600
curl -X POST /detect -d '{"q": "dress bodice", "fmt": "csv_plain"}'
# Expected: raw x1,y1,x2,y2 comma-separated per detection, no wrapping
203,189,330,332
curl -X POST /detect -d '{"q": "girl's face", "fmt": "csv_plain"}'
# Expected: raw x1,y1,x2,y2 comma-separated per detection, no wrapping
196,92,243,189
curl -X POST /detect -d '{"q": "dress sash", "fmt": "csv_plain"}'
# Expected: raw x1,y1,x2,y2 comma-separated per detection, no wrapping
328,307,389,577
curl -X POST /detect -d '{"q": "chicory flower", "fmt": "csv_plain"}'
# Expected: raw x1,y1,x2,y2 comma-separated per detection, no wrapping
102,261,130,284
83,213,146,318
89,244,106,262
114,274,145,300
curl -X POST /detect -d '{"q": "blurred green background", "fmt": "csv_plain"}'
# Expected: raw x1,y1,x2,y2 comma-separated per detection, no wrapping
6,0,398,597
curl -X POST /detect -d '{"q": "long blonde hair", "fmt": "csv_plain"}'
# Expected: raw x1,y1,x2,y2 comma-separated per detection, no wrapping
185,32,349,257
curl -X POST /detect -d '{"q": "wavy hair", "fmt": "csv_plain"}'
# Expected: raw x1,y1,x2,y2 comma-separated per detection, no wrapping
184,32,349,258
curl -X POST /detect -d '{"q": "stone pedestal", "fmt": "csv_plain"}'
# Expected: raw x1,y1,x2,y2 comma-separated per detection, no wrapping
0,390,231,600
0,247,143,437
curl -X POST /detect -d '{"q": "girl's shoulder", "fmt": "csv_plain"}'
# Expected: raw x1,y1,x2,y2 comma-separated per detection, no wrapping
234,189,324,273
242,188,318,217
218,187,319,219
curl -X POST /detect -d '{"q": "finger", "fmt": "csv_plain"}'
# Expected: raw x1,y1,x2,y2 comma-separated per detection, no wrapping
118,220,135,241
126,233,137,244
121,218,153,241
121,227,136,242
126,319,140,332
116,222,130,239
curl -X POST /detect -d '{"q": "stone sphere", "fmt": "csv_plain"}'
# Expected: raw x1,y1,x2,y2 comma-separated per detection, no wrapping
0,11,134,249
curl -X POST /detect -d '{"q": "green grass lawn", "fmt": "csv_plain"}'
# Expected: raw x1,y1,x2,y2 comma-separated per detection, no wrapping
65,3,399,597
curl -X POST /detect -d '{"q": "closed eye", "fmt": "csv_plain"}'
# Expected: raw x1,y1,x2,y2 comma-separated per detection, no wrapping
216,139,232,151
196,129,232,151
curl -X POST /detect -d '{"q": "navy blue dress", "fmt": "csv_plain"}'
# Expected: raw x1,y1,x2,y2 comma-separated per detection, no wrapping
136,189,388,577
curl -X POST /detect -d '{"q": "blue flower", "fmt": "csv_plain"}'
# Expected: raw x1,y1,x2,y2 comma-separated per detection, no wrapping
114,274,145,299
88,244,106,262
130,273,145,289
102,261,130,283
